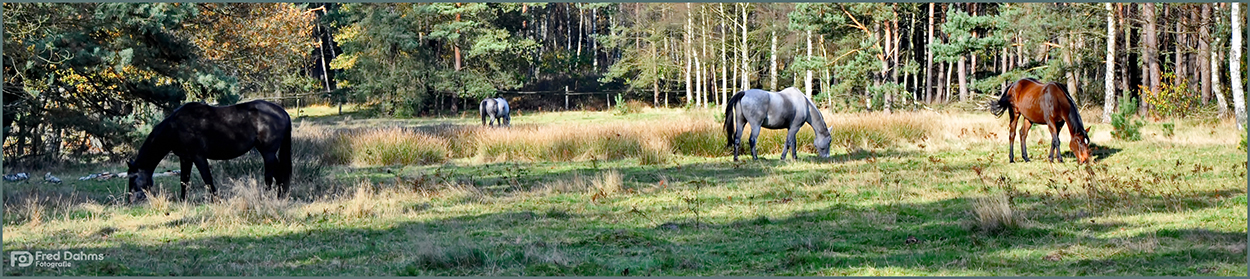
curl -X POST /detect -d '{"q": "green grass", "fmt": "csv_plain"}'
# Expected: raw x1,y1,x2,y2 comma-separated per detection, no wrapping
3,108,1245,276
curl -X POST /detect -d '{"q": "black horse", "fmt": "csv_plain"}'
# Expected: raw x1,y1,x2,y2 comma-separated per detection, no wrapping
128,100,292,203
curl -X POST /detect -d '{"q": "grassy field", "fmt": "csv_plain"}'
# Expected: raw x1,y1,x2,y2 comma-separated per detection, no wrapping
3,107,1246,276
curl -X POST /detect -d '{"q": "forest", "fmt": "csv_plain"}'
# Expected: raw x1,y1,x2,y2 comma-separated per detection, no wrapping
2,3,1247,165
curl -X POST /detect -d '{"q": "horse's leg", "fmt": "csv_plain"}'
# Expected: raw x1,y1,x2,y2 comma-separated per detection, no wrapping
261,151,279,193
191,157,218,202
1008,114,1018,163
784,128,800,160
179,158,193,201
1019,123,1033,162
733,123,744,162
1049,121,1065,163
749,124,762,161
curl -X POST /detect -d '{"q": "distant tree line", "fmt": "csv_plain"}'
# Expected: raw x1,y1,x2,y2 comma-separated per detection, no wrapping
2,3,1246,166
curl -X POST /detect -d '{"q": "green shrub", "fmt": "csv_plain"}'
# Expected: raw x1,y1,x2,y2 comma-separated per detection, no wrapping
1240,133,1247,152
1111,97,1144,141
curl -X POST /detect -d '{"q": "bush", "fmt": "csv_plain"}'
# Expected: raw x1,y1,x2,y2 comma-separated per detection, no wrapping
1111,97,1144,141
1141,73,1201,118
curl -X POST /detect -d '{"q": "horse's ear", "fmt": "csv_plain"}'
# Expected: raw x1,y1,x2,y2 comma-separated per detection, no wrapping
1084,127,1091,134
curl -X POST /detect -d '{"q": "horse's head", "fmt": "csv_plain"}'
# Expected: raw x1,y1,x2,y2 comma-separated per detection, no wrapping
127,160,152,203
1070,127,1092,164
815,131,832,158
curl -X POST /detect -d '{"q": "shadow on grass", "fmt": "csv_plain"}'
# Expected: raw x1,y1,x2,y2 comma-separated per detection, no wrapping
10,186,1244,276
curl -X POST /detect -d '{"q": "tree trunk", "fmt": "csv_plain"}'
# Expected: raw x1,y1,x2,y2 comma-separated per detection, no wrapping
722,18,729,107
1104,3,1117,123
1120,4,1132,97
1232,3,1246,129
1144,3,1161,116
958,55,968,102
1062,34,1078,108
771,31,778,91
1200,4,1212,104
577,5,583,57
705,5,715,107
926,3,935,104
685,3,693,106
592,6,598,70
822,34,831,109
652,41,660,107
740,3,749,91
1213,40,1228,118
806,29,813,99
1175,11,1184,90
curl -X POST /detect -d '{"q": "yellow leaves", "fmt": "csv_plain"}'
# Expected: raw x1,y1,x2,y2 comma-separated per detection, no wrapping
336,24,362,42
329,53,358,70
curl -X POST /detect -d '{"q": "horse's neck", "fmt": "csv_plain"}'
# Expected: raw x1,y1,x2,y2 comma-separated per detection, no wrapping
805,101,830,136
134,125,173,170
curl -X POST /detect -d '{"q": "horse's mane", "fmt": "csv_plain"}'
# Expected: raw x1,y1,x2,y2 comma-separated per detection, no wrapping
805,99,830,137
1054,84,1089,140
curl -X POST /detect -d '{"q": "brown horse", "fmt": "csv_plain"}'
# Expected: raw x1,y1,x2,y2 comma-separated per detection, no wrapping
988,78,1092,164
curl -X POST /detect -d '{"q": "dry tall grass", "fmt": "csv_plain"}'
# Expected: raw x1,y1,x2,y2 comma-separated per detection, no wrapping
298,110,953,167
210,177,293,224
969,194,1021,234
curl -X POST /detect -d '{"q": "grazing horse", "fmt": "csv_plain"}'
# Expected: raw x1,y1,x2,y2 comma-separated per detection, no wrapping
724,87,832,161
988,78,1092,164
128,100,293,203
480,97,511,126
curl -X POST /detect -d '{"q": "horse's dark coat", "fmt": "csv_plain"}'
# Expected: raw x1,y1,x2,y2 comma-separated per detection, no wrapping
128,100,292,202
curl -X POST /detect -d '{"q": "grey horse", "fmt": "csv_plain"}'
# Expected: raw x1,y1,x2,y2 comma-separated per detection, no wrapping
480,97,511,126
724,87,832,161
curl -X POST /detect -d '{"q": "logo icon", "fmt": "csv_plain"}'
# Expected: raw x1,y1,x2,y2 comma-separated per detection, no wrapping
11,251,32,267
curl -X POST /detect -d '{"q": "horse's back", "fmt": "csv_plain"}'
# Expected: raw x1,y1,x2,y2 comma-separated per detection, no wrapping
1009,79,1073,124
736,88,806,129
495,98,509,114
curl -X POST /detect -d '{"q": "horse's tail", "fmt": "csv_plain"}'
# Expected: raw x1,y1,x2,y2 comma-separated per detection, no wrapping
724,90,746,148
279,118,292,182
479,99,488,126
989,82,1015,117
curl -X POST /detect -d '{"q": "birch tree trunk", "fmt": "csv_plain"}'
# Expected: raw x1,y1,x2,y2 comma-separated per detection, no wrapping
1232,3,1245,129
740,3,749,91
806,29,813,99
722,16,729,107
685,3,693,106
771,31,778,91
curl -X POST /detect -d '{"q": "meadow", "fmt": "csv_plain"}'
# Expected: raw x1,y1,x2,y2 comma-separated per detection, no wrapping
2,105,1246,276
